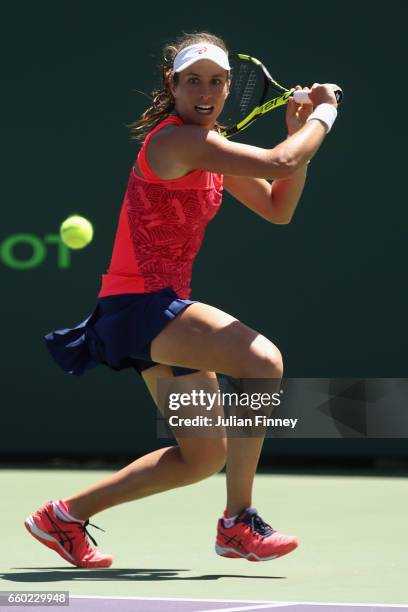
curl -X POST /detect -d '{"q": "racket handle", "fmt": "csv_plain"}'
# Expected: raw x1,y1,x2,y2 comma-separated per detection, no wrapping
293,89,343,105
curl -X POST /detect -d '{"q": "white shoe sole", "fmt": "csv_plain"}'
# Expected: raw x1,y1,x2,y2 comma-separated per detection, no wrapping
215,544,279,561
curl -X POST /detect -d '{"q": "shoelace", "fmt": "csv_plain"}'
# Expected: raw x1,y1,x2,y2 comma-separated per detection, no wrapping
46,510,105,551
245,512,275,537
81,520,106,548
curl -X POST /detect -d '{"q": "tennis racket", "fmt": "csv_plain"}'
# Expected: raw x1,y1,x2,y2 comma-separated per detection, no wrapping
220,54,343,138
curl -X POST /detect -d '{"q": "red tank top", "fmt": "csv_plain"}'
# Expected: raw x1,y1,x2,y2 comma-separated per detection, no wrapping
98,116,223,299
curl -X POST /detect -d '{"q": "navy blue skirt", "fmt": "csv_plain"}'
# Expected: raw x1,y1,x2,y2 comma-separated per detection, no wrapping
45,287,200,377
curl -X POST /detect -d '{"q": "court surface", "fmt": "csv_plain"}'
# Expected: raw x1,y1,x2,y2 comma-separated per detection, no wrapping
1,469,407,609
1,596,407,611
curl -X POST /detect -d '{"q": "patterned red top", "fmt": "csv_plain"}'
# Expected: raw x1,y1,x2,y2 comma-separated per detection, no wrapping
98,116,223,299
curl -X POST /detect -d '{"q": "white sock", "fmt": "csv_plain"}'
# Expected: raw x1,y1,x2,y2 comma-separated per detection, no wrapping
223,514,238,528
53,500,85,525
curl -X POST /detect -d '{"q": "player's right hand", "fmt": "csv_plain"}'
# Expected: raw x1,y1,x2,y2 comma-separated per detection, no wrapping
308,83,341,108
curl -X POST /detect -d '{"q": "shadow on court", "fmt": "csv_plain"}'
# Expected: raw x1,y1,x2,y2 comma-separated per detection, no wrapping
1,568,286,583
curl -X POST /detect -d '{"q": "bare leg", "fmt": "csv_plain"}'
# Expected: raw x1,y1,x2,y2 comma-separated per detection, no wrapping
149,302,284,518
224,376,283,516
65,366,226,520
67,300,283,521
225,438,263,516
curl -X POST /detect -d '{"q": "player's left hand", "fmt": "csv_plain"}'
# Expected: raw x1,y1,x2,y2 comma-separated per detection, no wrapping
286,86,314,136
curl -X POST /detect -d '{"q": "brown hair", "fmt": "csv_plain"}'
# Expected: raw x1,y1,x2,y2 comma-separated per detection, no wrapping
128,31,229,141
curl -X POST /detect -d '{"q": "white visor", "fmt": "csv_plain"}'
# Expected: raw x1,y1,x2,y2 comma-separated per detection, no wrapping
173,43,230,74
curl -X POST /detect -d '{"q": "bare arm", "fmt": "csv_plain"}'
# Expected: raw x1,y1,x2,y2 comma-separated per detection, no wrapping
222,90,313,223
268,165,308,223
152,120,326,180
224,165,308,224
220,84,339,222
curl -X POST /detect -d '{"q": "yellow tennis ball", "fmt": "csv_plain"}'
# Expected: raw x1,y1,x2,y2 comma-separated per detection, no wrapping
60,215,94,249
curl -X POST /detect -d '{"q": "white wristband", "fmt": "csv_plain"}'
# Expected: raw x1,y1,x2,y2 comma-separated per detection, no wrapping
307,103,338,133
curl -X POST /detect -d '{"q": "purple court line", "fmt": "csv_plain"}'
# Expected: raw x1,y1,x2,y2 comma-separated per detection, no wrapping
9,597,408,612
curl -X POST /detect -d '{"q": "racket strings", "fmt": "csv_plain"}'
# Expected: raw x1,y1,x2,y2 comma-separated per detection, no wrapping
240,70,257,114
221,60,265,127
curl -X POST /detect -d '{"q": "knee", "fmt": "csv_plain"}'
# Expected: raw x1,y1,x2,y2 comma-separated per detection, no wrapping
243,338,284,379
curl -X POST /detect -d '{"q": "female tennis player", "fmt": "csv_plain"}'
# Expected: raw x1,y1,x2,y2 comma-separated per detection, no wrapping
25,32,340,567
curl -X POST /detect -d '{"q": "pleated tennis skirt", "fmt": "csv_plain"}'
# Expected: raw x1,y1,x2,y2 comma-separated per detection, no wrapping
44,287,200,377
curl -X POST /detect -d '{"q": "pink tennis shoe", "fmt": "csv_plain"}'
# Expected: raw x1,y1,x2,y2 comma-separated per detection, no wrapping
216,507,299,561
24,500,112,568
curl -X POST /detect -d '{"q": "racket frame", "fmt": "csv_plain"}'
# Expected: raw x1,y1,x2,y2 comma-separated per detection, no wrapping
222,54,294,138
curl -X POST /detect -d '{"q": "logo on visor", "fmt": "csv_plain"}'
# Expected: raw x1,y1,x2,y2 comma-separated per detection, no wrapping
196,46,208,55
